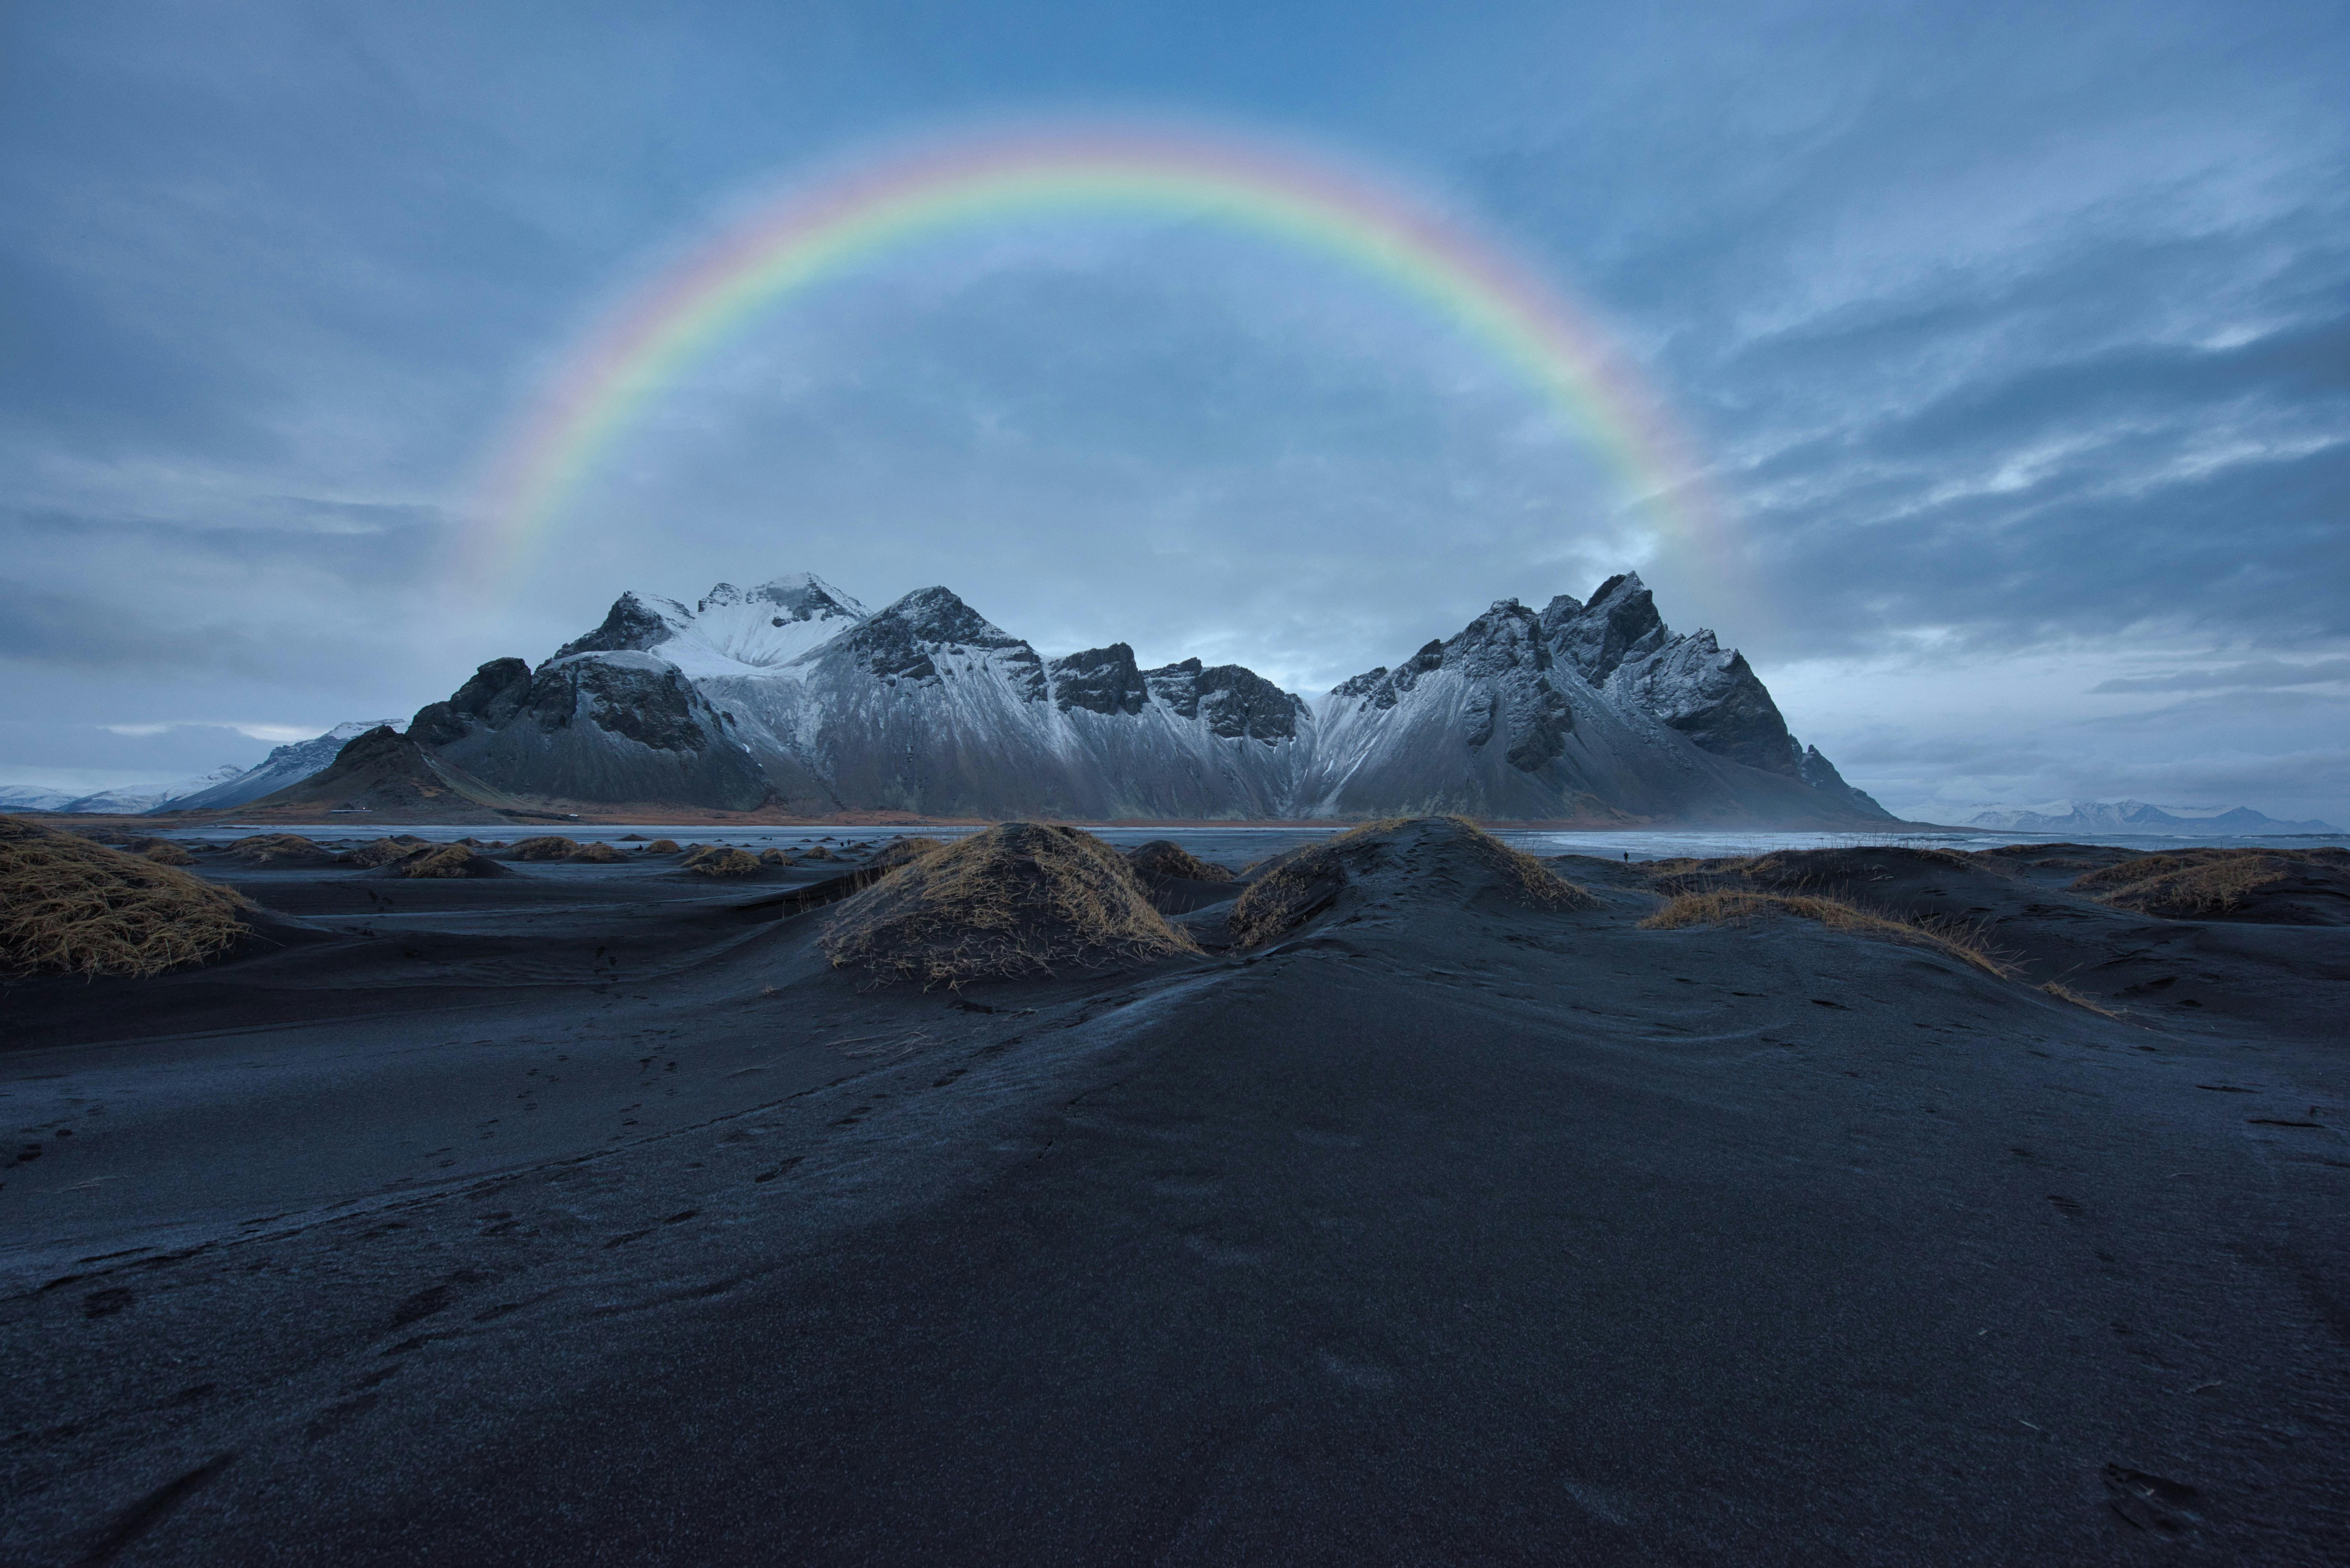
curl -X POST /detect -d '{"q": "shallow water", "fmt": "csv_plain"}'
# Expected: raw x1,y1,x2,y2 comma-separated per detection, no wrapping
160,819,2350,864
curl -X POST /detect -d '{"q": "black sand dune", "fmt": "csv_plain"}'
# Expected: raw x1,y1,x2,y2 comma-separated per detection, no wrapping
3,824,2346,1564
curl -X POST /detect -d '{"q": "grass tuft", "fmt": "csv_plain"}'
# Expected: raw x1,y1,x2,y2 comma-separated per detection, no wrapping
2070,849,2317,917
684,846,761,877
508,836,582,862
1,814,251,977
1127,840,1235,883
1231,816,1594,948
821,822,1196,988
1638,889,2013,977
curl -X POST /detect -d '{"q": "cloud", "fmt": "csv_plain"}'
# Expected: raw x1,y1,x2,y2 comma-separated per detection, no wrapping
2091,657,2350,693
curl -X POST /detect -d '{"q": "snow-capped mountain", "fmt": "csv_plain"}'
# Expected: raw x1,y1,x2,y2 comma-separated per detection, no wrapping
1301,575,1887,822
551,573,870,678
1967,800,2340,835
4,765,248,816
157,721,404,812
362,568,1894,825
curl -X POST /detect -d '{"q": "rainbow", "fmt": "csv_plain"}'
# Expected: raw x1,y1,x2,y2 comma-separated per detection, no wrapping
467,123,1724,587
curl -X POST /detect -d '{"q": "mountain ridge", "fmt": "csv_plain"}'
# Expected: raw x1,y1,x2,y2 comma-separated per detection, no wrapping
213,569,1901,825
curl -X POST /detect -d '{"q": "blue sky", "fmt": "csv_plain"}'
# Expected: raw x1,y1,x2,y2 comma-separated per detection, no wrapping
3,0,2346,822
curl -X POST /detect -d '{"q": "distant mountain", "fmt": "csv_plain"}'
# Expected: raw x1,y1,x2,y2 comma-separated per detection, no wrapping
0,722,403,816
1967,799,2341,835
156,721,403,813
252,568,1895,825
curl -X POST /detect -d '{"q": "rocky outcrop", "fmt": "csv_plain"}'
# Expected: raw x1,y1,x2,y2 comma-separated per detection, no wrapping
415,653,783,813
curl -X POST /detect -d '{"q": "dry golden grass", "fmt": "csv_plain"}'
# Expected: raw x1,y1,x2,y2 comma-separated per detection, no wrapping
1,814,251,977
2071,849,2310,917
1638,889,2014,977
800,845,838,862
870,836,946,871
343,836,430,868
224,833,330,864
568,842,626,863
758,848,792,866
1230,816,1595,948
1127,840,1235,882
140,840,196,866
2039,980,2123,1019
509,835,582,862
821,821,1197,988
685,847,761,877
396,844,489,879
643,838,682,855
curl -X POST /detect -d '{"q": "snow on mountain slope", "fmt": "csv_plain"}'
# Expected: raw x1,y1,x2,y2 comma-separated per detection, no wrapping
0,787,76,813
1305,580,1892,823
553,573,868,679
394,567,1895,824
704,588,1313,818
159,721,402,812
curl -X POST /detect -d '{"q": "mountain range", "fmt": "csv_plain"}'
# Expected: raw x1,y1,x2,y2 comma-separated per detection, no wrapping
201,569,1893,825
0,571,1905,825
1965,800,2340,835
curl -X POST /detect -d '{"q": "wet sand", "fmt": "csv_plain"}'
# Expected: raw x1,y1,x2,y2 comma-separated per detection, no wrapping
3,834,2346,1564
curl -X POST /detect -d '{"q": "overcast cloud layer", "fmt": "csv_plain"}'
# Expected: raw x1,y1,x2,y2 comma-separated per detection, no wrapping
4,0,2345,823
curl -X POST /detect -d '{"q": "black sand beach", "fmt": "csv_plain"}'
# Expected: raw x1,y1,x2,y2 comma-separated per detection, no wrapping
4,826,2346,1563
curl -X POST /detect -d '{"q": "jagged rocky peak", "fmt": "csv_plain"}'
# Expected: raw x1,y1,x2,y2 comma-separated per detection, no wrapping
554,592,684,660
838,587,1045,697
1447,599,1555,677
1141,658,1308,742
1611,628,1802,776
409,658,534,745
1550,572,1667,684
1049,644,1148,716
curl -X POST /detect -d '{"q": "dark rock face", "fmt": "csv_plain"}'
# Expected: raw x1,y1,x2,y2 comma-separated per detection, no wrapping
1550,573,1667,684
1198,665,1306,743
1449,602,1573,772
415,652,775,811
1049,645,1148,716
1138,659,1303,742
553,594,675,660
1611,631,1804,776
842,587,1046,700
408,658,534,746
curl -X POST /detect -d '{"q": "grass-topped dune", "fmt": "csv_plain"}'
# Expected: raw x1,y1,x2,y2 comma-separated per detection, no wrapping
2069,846,2350,922
821,822,1198,988
1639,886,2013,977
1635,847,2021,973
1232,816,1595,948
1,814,252,978
1126,840,1235,883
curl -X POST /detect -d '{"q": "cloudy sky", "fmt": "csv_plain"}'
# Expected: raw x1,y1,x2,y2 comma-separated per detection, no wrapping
4,0,2346,824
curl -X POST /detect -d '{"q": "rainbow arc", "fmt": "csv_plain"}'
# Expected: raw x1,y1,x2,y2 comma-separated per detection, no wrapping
469,124,1723,590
